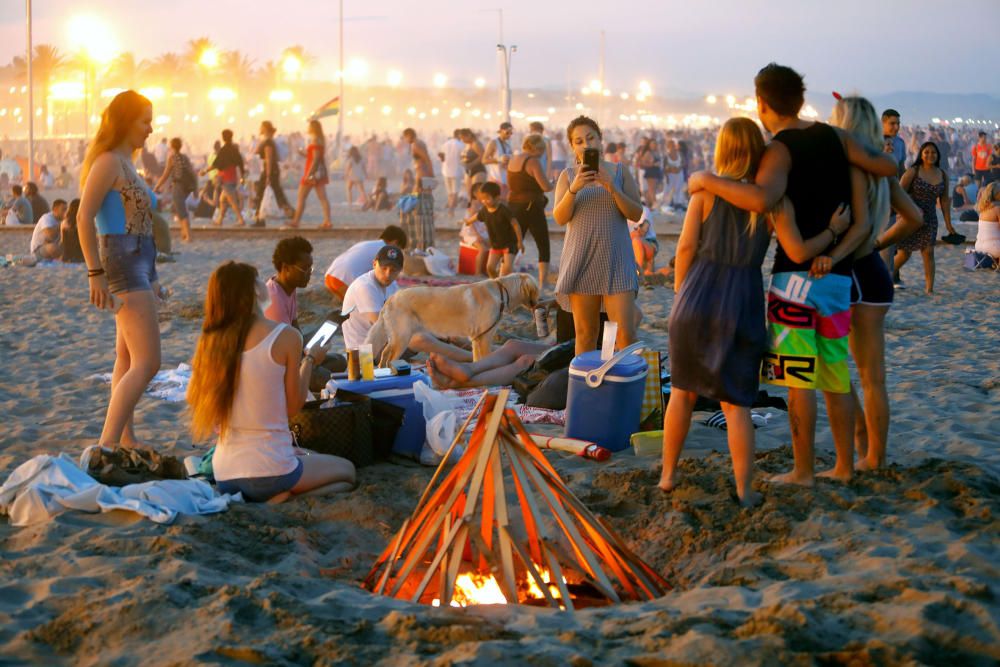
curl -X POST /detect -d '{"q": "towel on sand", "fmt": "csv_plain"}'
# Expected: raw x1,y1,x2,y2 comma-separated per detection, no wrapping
0,453,239,526
90,363,192,403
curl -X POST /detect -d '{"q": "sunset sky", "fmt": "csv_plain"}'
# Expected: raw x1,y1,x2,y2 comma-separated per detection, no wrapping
2,0,997,98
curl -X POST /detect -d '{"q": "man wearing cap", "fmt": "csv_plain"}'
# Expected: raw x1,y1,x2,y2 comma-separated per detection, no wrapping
341,245,473,361
483,122,514,194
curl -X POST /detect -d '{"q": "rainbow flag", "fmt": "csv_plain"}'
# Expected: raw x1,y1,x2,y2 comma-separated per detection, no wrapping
310,96,340,120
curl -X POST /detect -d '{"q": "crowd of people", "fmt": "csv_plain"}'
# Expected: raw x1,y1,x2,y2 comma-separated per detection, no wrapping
12,60,998,505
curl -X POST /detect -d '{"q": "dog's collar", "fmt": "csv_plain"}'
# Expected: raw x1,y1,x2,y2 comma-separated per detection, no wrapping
474,279,510,339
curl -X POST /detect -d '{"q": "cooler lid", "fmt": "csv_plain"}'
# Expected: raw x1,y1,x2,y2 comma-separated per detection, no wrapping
569,350,647,377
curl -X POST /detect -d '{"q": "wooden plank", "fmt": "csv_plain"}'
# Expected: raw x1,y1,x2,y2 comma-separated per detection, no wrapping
510,438,621,603
468,526,514,605
441,522,470,607
501,524,560,609
489,440,518,605
541,540,575,615
373,518,409,595
413,390,490,511
503,437,554,569
507,441,543,564
409,517,465,603
462,389,509,519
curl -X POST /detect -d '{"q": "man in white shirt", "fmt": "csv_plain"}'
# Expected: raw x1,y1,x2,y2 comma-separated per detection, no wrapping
483,122,514,192
439,129,466,217
30,198,67,260
323,224,408,301
342,245,473,362
153,138,169,170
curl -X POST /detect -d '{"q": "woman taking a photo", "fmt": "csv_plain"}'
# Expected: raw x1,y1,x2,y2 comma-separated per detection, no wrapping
77,90,163,448
291,119,332,228
507,133,554,290
553,116,644,354
187,261,355,503
893,142,957,293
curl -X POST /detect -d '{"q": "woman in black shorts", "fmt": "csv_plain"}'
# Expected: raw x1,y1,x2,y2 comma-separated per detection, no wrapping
507,134,554,290
830,96,923,470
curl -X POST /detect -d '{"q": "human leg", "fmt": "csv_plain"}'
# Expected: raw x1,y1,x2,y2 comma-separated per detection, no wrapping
721,402,760,506
850,384,868,460
658,388,697,491
291,453,356,495
409,332,473,362
429,339,546,385
604,291,638,350
817,390,855,482
771,387,817,486
486,250,502,278
892,249,912,277
499,252,515,277
568,294,602,356
291,182,311,227
99,290,161,446
850,304,890,469
316,185,332,227
920,245,935,293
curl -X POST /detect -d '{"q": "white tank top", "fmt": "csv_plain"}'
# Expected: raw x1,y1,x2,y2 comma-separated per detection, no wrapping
212,323,298,481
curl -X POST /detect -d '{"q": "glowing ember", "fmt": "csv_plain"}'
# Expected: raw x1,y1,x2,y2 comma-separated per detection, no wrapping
431,573,508,607
524,567,566,604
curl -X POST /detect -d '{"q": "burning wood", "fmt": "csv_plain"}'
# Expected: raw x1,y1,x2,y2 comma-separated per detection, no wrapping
363,389,669,614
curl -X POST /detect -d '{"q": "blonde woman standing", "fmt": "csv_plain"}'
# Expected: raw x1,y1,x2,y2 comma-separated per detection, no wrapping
187,261,355,503
77,90,163,448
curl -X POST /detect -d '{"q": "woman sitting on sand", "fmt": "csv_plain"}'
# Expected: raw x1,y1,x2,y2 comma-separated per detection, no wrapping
973,182,1000,259
187,261,355,503
659,118,852,506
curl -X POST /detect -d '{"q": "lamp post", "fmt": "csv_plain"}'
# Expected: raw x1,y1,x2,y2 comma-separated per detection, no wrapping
497,44,516,125
26,0,33,183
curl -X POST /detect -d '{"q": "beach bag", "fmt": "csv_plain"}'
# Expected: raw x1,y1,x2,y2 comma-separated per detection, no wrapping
524,367,569,409
423,247,457,277
639,350,664,429
397,194,419,214
81,445,188,487
259,186,281,218
288,390,374,467
963,250,998,271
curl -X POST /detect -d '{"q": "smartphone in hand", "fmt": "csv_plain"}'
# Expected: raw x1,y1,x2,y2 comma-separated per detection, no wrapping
583,148,600,173
306,320,338,349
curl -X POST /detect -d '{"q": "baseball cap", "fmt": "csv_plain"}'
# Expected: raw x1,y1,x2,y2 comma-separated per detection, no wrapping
375,244,404,269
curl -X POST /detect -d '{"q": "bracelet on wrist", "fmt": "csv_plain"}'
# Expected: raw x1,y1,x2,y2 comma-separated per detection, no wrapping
302,354,315,365
87,268,105,277
567,188,578,196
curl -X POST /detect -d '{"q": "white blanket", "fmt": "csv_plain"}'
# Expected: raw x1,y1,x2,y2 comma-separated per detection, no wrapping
90,363,192,403
0,454,239,526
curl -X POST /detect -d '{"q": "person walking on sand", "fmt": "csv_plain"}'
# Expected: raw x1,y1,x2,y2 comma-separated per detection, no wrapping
187,261,355,503
290,119,332,228
153,137,196,242
688,64,898,486
507,133,554,289
253,121,295,227
659,118,852,506
893,142,956,294
203,129,246,227
77,90,167,448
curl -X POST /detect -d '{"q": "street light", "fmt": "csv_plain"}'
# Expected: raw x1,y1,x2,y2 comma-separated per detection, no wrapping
497,44,516,125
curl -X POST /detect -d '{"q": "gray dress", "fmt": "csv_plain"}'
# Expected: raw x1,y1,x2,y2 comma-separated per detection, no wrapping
668,198,771,407
555,164,638,311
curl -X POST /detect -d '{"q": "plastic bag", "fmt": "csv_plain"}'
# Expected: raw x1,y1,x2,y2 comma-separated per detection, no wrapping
413,381,464,465
423,247,457,277
259,186,281,218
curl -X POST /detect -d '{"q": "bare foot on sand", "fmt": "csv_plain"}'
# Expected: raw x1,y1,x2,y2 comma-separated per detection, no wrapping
428,353,471,384
738,490,763,508
817,467,853,483
267,491,292,504
657,471,678,492
768,470,815,487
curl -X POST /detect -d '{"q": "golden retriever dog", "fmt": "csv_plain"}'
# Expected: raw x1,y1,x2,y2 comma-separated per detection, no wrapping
366,272,539,366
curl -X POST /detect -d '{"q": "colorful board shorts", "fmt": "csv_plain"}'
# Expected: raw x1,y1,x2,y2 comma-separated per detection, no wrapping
762,271,852,394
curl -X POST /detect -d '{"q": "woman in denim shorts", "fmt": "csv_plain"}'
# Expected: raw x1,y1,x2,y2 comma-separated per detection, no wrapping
77,90,165,449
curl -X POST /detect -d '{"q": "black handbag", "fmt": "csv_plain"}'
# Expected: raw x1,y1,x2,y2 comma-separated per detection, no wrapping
289,390,374,467
512,339,577,400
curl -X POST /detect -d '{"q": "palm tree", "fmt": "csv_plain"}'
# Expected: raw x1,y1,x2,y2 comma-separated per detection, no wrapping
221,50,255,88
13,45,66,135
146,52,184,89
107,52,146,90
184,37,216,72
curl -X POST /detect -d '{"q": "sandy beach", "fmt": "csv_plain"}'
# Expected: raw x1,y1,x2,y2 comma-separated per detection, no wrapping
1,195,998,665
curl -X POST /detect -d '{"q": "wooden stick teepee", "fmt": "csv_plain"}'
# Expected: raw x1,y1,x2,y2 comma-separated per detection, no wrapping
362,389,669,612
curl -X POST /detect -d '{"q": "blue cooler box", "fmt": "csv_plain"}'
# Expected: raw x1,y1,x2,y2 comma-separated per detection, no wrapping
565,344,648,452
326,372,428,459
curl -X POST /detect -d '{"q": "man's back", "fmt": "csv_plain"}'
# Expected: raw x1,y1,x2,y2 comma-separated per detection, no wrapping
771,122,852,275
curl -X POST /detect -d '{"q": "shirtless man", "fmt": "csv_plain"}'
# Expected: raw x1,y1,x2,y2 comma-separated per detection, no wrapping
402,128,436,249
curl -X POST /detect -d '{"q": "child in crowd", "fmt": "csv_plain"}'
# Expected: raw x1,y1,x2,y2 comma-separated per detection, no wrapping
462,181,522,278
659,117,852,506
363,176,393,211
629,205,659,275
459,181,489,275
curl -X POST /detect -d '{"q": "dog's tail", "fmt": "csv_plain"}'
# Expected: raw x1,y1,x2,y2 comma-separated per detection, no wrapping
365,316,390,367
